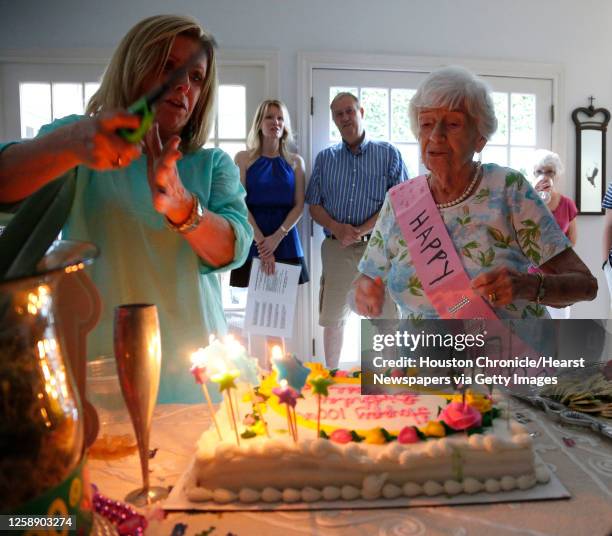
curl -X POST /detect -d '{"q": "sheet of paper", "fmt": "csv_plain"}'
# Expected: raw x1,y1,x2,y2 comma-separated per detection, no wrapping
244,258,301,338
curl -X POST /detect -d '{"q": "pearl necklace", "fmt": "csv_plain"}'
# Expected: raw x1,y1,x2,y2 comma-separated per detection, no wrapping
428,162,482,209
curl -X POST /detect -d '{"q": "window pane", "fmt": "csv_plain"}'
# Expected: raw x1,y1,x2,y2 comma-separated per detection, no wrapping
510,147,534,177
84,82,100,108
481,145,508,167
391,88,416,142
510,93,535,146
219,141,246,161
396,143,420,179
490,92,508,145
361,87,388,141
330,86,359,100
52,83,84,119
329,86,358,141
218,85,246,139
20,83,51,138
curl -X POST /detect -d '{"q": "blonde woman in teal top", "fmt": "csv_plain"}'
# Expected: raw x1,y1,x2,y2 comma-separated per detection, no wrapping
0,15,252,403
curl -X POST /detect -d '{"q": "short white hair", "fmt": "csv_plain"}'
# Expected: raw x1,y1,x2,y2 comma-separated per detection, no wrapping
532,149,564,176
409,66,498,140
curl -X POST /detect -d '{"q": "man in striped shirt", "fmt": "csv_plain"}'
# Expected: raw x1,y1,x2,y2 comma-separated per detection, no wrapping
306,92,408,368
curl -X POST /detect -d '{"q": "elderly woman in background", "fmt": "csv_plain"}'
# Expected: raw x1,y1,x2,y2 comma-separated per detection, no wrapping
0,15,252,403
530,150,578,318
354,66,596,320
531,150,577,245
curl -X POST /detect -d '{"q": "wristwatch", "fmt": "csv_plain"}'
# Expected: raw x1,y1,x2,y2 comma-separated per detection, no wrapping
165,193,204,234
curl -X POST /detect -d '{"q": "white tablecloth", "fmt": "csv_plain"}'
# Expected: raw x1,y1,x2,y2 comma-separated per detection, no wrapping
88,400,612,536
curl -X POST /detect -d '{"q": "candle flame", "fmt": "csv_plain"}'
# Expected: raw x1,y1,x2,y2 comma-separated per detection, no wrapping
271,345,283,361
190,348,207,367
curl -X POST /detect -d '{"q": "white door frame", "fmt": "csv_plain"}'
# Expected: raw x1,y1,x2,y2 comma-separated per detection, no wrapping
297,51,564,360
0,48,279,140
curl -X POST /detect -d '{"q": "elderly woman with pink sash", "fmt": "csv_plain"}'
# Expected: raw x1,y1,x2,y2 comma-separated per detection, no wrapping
354,66,596,321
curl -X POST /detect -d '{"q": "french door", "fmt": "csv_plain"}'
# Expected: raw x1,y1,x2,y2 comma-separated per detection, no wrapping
310,67,553,365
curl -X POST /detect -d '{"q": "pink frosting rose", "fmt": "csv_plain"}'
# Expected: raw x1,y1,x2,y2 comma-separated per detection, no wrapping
330,429,353,444
439,401,482,431
398,426,420,444
243,414,256,426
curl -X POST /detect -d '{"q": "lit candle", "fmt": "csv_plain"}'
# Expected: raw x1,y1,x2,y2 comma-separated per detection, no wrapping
190,349,222,441
272,379,299,442
223,335,269,437
211,369,241,447
271,346,310,393
308,375,334,438
271,345,311,442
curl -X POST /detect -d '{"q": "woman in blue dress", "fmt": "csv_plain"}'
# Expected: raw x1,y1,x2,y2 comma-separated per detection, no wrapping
230,99,309,285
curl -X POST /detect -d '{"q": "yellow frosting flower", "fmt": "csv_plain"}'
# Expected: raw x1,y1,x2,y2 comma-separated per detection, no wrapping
252,419,267,436
421,420,446,438
258,369,278,396
452,390,492,414
364,428,387,445
305,362,331,382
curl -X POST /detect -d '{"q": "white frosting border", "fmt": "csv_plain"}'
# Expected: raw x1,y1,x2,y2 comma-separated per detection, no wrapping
185,464,550,504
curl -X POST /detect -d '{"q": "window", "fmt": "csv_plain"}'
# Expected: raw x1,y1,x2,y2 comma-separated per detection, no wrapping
206,84,247,161
205,84,250,312
19,81,100,138
482,92,537,176
328,85,546,179
1,53,276,349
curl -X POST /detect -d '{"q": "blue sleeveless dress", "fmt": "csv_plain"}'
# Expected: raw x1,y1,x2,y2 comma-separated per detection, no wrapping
230,155,309,286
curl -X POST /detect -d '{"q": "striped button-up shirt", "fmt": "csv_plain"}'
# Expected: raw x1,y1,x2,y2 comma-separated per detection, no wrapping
306,137,407,235
603,182,612,209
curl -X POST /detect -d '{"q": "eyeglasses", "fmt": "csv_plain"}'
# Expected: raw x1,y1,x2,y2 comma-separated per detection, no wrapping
534,169,556,177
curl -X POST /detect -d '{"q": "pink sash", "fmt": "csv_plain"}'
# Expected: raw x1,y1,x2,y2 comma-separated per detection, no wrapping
389,175,497,320
389,176,552,380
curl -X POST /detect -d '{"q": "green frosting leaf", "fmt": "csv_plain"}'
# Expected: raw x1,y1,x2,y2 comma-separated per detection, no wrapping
350,430,365,442
414,427,427,441
482,411,493,427
380,427,397,442
440,420,459,436
240,429,257,439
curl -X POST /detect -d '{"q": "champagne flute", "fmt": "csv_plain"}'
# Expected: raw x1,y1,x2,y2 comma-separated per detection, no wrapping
114,303,168,506
535,176,552,203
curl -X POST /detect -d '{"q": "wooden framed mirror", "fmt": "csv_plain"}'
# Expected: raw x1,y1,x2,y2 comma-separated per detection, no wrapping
572,97,610,215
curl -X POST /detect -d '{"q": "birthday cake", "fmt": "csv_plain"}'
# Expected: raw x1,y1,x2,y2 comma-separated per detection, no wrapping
185,357,549,505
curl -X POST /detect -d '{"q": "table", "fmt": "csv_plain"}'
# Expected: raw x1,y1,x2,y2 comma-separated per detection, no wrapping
88,400,612,536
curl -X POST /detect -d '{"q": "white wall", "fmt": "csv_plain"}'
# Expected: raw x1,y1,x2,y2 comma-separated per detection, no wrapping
1,0,611,318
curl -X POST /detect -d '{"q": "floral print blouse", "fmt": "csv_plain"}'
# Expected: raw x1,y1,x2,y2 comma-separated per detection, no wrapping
358,164,572,319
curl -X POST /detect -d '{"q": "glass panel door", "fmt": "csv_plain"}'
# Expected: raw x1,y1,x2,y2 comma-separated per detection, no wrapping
310,68,553,367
